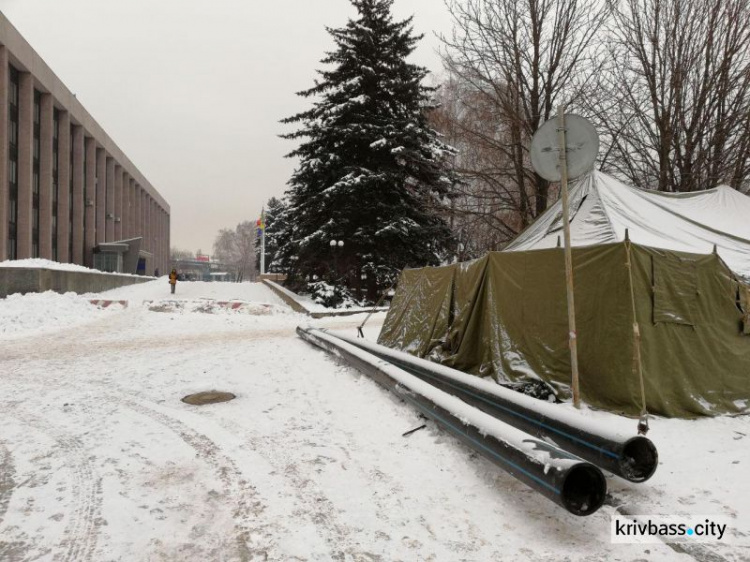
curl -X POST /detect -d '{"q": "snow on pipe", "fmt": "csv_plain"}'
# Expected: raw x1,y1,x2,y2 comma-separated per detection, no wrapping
325,331,658,483
297,327,607,516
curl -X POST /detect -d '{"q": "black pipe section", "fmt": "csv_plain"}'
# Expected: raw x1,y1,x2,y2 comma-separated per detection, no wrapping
298,327,607,516
326,331,658,483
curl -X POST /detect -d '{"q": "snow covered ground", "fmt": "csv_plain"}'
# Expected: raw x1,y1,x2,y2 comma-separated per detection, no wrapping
1,279,748,561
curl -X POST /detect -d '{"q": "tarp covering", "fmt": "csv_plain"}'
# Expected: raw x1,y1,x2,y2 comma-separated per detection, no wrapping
377,264,455,358
505,172,750,280
379,243,750,418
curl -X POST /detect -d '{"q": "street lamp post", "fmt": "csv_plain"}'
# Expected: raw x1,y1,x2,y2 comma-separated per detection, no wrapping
329,239,344,281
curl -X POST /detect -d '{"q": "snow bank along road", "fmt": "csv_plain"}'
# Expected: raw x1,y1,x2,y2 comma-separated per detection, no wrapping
0,279,748,561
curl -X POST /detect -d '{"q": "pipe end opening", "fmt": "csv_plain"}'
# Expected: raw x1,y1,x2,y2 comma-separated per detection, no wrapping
620,437,659,482
562,464,606,516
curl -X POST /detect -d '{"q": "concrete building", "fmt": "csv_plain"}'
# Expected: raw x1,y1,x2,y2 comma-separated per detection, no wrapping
0,11,169,275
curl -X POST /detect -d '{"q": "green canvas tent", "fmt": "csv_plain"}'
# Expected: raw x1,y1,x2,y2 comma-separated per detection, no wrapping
379,242,750,418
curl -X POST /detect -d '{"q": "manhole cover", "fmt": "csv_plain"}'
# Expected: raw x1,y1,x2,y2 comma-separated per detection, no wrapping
181,391,236,405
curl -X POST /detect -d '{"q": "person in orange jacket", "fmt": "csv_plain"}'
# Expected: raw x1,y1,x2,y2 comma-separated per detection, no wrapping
169,268,178,294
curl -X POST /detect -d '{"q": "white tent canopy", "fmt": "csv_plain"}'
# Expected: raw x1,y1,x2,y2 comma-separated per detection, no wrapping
505,171,750,278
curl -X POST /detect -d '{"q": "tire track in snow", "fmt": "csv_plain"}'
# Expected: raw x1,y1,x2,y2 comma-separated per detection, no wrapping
87,389,276,560
3,369,276,561
84,379,375,560
205,398,382,560
76,339,376,560
10,411,103,562
0,324,297,363
0,442,15,526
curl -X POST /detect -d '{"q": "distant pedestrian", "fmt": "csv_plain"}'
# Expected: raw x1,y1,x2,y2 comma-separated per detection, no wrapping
169,268,178,294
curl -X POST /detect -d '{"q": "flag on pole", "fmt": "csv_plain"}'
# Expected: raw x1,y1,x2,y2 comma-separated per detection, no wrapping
256,208,265,237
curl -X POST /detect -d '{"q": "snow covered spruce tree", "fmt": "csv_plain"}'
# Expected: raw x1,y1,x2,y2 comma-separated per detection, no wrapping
279,0,455,301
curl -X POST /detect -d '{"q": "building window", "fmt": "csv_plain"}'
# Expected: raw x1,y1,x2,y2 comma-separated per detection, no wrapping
93,251,121,273
8,65,19,260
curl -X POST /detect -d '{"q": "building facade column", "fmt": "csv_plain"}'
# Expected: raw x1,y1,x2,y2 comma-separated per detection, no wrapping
145,195,150,254
153,204,158,273
134,185,141,240
16,72,34,259
38,93,53,259
161,209,169,269
141,190,147,249
146,195,152,255
163,210,168,274
128,178,136,239
95,147,105,244
84,137,96,266
156,206,164,273
71,124,84,264
0,48,9,261
105,156,114,241
164,210,169,274
137,189,143,242
166,213,171,272
154,207,158,272
114,164,123,240
139,187,144,245
152,200,157,271
142,193,148,253
57,111,70,262
160,209,169,271
158,209,163,273
148,197,153,264
149,198,153,258
158,204,162,271
121,171,130,239
154,205,160,275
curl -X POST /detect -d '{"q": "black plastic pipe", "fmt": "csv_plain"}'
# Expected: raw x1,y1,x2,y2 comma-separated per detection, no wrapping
298,327,607,516
325,331,658,483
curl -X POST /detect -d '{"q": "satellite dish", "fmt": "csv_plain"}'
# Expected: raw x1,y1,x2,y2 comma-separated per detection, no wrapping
530,114,599,182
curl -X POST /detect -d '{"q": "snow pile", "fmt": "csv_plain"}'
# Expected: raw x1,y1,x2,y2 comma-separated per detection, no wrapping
306,280,361,309
0,258,148,278
0,258,96,272
265,279,388,315
0,291,102,338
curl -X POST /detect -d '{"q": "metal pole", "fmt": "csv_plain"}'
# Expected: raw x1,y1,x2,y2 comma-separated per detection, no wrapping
558,105,581,409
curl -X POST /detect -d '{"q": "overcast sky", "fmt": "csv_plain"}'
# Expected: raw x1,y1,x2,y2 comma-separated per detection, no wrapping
0,0,455,254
